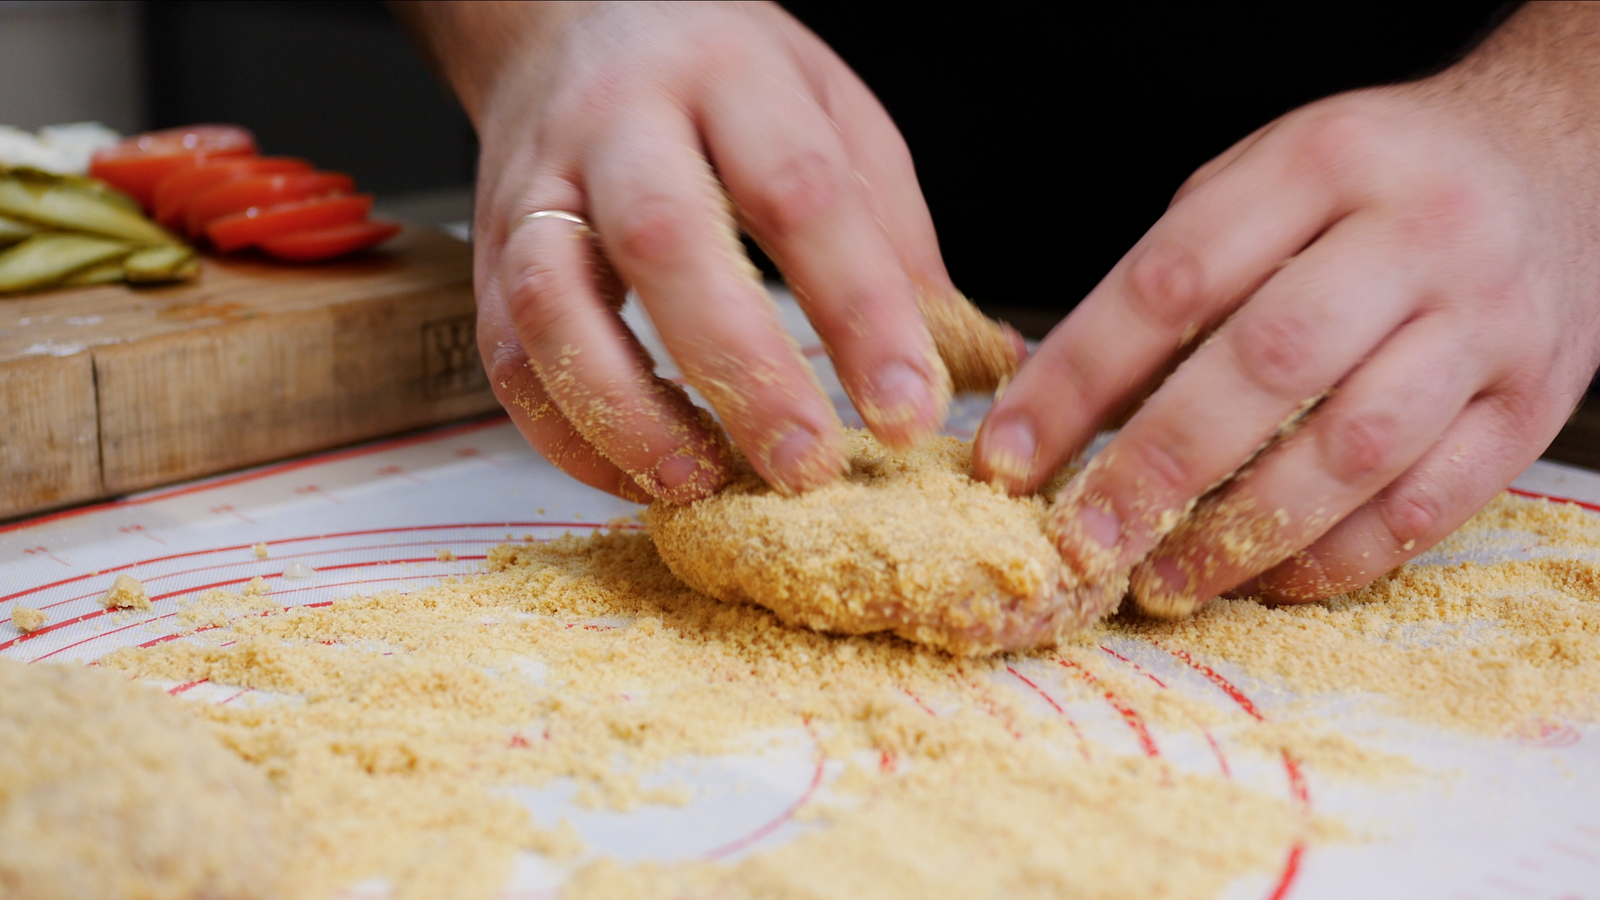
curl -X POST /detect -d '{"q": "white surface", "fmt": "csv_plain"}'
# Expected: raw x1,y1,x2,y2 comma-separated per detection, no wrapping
1,294,1597,899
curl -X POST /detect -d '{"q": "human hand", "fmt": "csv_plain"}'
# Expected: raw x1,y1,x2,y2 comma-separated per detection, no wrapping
973,4,1600,613
407,1,973,504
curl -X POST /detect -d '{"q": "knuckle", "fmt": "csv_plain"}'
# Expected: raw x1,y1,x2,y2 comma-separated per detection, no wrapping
1318,409,1400,486
1126,427,1205,501
1228,311,1320,399
1395,181,1482,252
1124,240,1210,331
484,338,529,390
1378,483,1443,550
555,69,630,125
747,150,842,237
692,26,758,75
1484,380,1567,449
1284,103,1383,182
614,195,690,265
502,257,572,338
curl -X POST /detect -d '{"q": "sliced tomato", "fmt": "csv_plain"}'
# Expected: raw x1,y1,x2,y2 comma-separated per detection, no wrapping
89,125,258,209
185,172,356,239
123,124,257,156
206,194,375,253
259,220,402,262
152,157,311,230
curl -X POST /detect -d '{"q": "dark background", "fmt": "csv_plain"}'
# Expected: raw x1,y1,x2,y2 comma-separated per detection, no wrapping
141,1,1513,325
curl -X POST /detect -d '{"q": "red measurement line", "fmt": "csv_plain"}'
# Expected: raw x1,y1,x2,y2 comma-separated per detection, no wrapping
1096,646,1236,777
1266,843,1305,900
701,720,825,861
1099,644,1168,688
1,522,631,606
1007,665,1091,760
2,560,472,656
1054,656,1160,758
29,614,173,663
898,686,937,717
966,680,1023,740
132,601,337,650
1202,728,1233,781
0,412,512,536
1155,644,1265,721
167,678,208,696
1545,840,1600,863
219,687,255,706
1507,487,1600,514
1154,642,1308,900
10,542,496,616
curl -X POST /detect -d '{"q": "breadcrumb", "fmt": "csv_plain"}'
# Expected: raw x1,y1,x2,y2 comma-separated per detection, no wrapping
100,573,150,611
10,607,45,633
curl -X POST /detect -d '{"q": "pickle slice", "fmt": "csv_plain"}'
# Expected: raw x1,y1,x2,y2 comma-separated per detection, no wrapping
0,233,134,294
3,166,142,214
0,214,33,248
124,244,198,283
0,176,175,245
61,259,126,286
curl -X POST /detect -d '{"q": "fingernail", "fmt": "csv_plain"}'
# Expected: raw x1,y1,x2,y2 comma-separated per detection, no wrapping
979,417,1036,490
645,449,725,503
1130,555,1206,619
1077,503,1122,551
1149,555,1188,595
767,423,840,493
654,453,700,492
863,361,934,430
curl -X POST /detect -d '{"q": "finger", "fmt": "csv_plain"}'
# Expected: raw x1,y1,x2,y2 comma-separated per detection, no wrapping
1043,215,1419,582
767,21,1029,386
699,56,952,449
479,334,654,505
974,117,1350,494
778,17,956,297
1253,386,1565,603
581,101,848,493
1126,311,1485,616
498,208,729,503
1168,116,1283,208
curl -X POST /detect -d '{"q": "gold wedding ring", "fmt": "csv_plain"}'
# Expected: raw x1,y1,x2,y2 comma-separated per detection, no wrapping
520,210,592,232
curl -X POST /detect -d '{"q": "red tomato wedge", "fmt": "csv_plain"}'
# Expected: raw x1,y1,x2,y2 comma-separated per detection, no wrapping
185,172,356,239
89,125,258,209
206,194,375,253
259,220,402,262
152,157,311,230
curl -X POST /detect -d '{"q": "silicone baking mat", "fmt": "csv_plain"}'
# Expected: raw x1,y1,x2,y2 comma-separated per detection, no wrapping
2,294,1596,900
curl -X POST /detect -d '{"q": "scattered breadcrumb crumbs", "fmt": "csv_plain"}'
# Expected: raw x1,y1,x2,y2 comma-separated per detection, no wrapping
49,488,1595,900
0,660,281,899
100,573,150,610
10,607,45,633
436,549,457,562
253,543,269,559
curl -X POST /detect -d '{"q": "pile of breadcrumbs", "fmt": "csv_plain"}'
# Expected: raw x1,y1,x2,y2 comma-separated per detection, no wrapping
1,491,1595,899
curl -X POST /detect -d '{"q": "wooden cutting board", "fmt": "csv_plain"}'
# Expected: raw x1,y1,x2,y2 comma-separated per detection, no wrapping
0,227,499,520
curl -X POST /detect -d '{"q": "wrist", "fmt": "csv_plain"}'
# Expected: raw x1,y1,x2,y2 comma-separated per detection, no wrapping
1429,3,1600,176
393,0,594,126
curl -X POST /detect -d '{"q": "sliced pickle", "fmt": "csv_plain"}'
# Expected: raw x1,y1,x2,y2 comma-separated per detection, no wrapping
0,233,134,294
124,244,198,283
0,214,33,248
0,176,175,245
61,259,126,286
3,166,142,214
